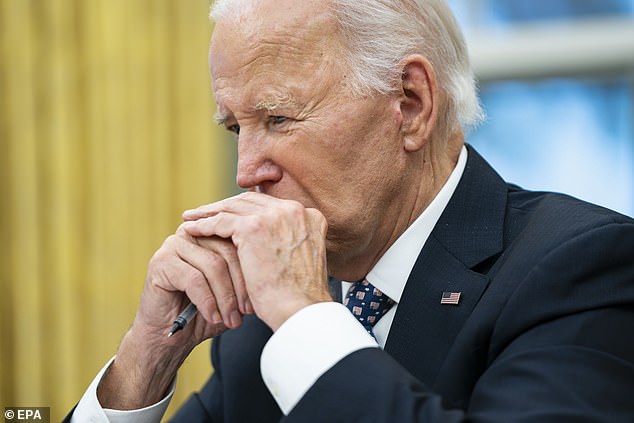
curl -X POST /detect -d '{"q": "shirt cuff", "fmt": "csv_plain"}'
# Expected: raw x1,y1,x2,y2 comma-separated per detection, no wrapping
71,356,175,423
260,302,378,415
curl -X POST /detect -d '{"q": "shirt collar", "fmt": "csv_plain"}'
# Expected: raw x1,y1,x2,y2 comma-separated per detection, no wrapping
362,146,468,303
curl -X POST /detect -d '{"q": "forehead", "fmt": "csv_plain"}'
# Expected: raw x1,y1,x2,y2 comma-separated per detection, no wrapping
211,0,335,44
209,0,345,115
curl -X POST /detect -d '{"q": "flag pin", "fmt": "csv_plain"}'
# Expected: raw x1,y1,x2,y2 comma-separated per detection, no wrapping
440,291,461,305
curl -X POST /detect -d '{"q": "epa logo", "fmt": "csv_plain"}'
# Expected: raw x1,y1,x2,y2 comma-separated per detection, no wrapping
4,408,50,423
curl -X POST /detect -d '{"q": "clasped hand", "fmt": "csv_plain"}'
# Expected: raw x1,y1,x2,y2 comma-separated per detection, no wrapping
137,192,332,347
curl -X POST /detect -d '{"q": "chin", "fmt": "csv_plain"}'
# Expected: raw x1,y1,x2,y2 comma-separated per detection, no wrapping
325,238,361,280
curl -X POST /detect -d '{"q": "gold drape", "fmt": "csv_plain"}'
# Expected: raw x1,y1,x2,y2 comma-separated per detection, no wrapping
0,1,234,420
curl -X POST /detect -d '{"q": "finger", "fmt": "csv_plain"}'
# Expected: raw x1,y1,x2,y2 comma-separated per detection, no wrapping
177,225,250,314
182,191,276,221
196,236,251,315
244,297,254,314
181,212,243,239
172,236,243,329
182,200,304,241
150,249,222,325
306,208,328,236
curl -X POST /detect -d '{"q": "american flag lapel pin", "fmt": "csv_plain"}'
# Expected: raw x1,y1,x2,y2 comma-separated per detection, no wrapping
441,291,461,305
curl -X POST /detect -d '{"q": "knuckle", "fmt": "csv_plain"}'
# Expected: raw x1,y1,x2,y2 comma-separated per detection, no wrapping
195,235,214,250
148,252,160,269
316,212,328,233
218,292,238,308
284,199,305,215
244,215,264,233
186,267,207,287
198,295,217,314
165,234,180,245
147,273,161,289
205,253,226,273
176,222,189,236
147,266,169,289
216,239,237,257
160,234,183,252
148,248,169,271
301,208,327,236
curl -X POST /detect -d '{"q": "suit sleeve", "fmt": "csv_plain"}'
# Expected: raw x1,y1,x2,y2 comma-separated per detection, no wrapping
168,339,224,422
285,222,634,422
169,315,282,423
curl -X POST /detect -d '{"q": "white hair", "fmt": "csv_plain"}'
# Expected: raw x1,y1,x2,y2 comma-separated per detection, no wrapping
210,0,484,133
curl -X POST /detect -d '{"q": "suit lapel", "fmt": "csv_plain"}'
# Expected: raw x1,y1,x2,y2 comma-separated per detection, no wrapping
328,277,342,302
385,145,508,387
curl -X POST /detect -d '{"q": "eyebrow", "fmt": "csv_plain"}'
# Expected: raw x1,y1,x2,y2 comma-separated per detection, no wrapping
254,94,299,113
213,94,300,127
214,110,229,127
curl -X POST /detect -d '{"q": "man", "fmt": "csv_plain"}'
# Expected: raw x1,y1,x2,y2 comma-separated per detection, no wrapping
68,0,634,421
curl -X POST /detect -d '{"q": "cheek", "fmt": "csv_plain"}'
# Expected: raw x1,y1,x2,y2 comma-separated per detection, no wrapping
266,133,355,212
265,103,400,198
345,114,401,169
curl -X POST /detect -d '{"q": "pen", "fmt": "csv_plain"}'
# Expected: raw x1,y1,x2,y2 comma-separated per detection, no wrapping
168,302,198,337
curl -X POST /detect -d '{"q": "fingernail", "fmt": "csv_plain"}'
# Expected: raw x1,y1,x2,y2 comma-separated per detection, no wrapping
182,210,196,219
245,298,254,314
211,310,223,324
230,310,242,328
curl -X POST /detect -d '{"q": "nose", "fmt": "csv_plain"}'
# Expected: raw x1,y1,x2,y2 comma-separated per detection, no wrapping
235,133,283,190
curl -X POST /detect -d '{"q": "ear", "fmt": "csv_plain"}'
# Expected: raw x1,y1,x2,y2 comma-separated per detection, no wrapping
398,55,439,152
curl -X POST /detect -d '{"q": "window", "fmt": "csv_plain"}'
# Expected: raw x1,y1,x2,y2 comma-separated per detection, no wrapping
449,0,634,216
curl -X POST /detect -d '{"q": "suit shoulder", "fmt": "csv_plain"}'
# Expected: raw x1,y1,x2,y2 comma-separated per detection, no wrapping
504,187,633,249
484,188,634,361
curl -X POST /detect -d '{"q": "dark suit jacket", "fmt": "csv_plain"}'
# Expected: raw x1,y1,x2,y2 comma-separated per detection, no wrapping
67,146,634,422
170,146,634,422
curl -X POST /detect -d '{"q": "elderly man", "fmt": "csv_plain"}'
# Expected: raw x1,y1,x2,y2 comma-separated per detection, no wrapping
68,0,634,421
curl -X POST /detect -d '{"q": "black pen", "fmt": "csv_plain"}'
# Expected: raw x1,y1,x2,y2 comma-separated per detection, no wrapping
168,302,198,337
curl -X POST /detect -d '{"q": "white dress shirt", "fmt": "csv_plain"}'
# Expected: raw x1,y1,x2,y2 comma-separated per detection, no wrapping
71,357,175,422
72,146,468,422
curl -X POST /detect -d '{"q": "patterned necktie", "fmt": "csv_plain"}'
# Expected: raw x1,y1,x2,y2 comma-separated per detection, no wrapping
344,279,395,337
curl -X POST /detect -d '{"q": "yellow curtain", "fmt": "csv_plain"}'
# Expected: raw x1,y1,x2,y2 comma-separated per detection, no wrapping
0,1,234,420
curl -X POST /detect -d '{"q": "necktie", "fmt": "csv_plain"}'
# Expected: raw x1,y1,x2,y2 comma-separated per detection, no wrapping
344,279,395,336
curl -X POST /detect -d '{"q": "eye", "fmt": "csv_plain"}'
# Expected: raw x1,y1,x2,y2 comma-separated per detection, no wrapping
269,116,289,126
227,124,240,135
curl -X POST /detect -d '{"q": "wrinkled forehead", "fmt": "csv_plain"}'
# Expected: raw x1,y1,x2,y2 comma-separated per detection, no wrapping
210,0,340,69
209,1,348,120
212,0,338,55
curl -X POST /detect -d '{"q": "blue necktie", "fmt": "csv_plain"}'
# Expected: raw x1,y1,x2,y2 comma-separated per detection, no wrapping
344,280,395,337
